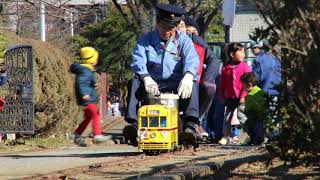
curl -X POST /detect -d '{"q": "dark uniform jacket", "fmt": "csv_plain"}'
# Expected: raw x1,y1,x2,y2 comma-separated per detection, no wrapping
190,34,220,85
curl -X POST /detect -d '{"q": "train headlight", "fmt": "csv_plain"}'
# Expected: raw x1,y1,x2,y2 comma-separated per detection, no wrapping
161,131,168,138
150,132,157,138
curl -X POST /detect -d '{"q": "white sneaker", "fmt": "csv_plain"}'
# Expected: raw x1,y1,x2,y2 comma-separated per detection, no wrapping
201,132,209,138
218,137,228,145
93,135,112,144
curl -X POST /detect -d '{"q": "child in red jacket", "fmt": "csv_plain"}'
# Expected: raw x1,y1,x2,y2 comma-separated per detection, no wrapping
219,42,250,145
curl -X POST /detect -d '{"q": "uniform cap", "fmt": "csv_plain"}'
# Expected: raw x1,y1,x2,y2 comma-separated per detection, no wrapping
251,40,266,48
251,43,261,48
80,47,99,64
156,3,186,28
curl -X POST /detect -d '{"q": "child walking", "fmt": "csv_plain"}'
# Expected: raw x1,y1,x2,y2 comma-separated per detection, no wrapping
219,43,250,145
70,47,111,147
240,72,267,145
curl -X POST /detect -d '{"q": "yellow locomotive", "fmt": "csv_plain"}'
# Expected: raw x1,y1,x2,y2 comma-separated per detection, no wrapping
137,94,180,153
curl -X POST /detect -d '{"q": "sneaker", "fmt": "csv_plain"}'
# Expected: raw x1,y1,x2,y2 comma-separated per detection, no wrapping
74,136,88,147
93,135,112,144
218,137,228,145
194,124,203,140
195,125,209,140
231,136,239,145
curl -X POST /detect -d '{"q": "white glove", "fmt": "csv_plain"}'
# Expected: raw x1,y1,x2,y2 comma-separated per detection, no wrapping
178,73,194,99
143,76,160,95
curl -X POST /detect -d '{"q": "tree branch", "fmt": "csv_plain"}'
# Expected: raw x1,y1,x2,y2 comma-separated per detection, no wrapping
297,6,319,49
281,45,307,56
127,0,143,32
111,0,139,35
202,9,217,35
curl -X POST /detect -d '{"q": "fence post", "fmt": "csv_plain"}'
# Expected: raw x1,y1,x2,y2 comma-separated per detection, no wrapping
100,72,107,121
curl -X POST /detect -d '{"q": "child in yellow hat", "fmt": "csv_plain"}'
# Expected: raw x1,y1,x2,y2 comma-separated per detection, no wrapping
70,47,111,147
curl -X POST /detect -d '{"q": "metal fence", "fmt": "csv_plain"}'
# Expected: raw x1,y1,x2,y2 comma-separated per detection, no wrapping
208,41,256,68
0,45,34,133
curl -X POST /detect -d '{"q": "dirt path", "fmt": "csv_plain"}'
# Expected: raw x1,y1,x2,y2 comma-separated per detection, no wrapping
1,118,318,179
2,144,260,179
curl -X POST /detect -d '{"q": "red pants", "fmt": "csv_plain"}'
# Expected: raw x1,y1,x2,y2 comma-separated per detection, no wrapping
75,103,102,136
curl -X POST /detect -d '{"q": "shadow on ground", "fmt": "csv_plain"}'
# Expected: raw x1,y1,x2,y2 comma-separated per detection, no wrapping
121,149,320,179
0,151,143,158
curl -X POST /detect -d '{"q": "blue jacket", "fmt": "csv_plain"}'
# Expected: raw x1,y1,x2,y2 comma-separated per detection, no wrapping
131,30,199,82
70,63,97,105
252,52,281,96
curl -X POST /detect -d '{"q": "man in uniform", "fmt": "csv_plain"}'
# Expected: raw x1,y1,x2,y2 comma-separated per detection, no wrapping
123,3,200,146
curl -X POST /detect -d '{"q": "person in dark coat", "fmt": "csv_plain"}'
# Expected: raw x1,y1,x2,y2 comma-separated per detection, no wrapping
183,16,220,116
177,16,220,140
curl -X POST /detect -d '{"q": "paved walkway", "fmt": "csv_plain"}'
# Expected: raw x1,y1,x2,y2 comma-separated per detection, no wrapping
0,145,140,179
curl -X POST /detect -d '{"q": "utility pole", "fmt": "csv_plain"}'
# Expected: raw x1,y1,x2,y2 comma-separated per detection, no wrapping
103,0,107,19
39,0,46,42
222,0,235,43
224,25,230,43
70,10,74,36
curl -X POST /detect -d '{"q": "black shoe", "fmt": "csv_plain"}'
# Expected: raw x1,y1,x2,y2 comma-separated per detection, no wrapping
246,138,263,146
183,121,197,146
253,138,264,146
211,136,223,144
123,123,138,147
245,140,256,146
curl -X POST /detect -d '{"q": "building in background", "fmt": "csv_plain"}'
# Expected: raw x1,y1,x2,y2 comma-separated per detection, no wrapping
229,0,266,67
230,0,267,42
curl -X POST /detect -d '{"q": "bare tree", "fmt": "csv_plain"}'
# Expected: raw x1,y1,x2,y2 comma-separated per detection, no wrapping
111,0,222,35
1,0,106,40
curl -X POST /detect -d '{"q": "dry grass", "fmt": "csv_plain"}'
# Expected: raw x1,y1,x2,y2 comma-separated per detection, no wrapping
0,137,72,153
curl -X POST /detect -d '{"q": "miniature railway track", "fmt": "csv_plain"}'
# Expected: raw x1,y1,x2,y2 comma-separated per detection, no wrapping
24,118,256,179
101,117,124,131
27,144,228,179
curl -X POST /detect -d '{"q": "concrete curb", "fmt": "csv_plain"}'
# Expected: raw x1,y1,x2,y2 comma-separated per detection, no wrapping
135,150,268,180
144,162,221,180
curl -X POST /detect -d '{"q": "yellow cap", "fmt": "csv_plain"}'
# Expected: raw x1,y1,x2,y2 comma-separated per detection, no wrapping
80,47,99,64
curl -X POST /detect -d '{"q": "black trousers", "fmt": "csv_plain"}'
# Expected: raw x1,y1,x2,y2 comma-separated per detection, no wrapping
125,76,199,124
199,81,216,116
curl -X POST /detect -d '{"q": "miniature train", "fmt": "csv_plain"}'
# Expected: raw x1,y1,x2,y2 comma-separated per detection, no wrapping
137,94,180,154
